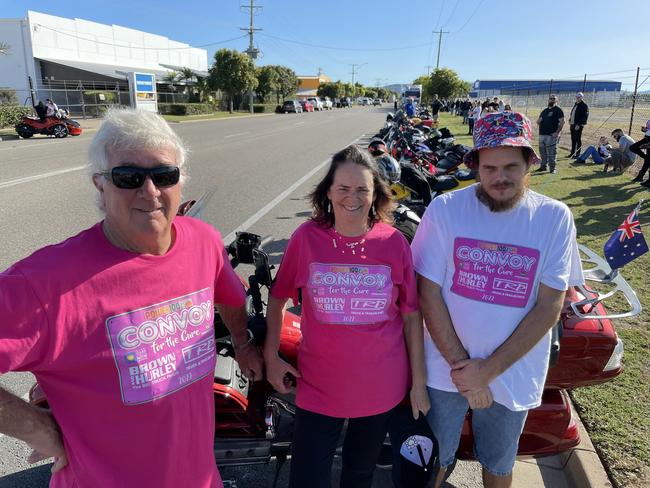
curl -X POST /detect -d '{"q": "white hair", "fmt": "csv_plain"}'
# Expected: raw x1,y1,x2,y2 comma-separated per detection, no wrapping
87,108,189,211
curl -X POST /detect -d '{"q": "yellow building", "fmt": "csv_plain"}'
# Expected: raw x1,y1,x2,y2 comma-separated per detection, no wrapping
297,72,331,98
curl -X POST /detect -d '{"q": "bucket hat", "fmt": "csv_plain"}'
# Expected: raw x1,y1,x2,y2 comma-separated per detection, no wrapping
463,111,541,169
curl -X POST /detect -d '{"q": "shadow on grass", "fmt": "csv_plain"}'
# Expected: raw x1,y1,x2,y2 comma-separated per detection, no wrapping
567,181,647,236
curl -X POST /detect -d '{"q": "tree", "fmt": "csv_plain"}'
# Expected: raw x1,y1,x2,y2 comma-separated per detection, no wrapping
256,65,279,102
162,71,179,84
209,48,258,113
194,75,211,103
0,42,9,55
273,66,298,103
364,89,377,99
426,68,471,100
317,81,344,99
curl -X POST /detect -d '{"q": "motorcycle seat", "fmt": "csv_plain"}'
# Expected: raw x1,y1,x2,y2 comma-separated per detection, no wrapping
429,175,459,192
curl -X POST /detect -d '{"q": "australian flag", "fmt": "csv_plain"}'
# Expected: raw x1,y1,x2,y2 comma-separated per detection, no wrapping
604,204,648,270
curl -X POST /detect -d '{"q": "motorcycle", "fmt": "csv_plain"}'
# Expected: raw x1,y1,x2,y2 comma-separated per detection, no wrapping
15,110,82,139
29,192,641,487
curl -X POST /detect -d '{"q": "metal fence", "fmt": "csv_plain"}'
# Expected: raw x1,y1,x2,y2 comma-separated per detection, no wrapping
495,68,650,148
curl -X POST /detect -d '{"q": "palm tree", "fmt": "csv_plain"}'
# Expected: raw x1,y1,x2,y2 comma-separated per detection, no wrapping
0,42,9,55
178,67,195,84
162,71,179,84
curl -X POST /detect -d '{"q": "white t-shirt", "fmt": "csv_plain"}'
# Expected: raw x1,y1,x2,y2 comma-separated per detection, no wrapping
411,185,584,411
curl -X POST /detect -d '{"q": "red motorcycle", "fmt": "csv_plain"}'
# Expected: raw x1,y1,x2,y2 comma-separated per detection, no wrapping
15,112,82,139
29,194,641,487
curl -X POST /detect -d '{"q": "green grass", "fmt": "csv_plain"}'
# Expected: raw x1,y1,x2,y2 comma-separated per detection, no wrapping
439,113,650,488
162,111,269,123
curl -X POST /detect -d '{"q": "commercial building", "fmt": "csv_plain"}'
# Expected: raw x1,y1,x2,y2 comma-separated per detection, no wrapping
470,79,622,98
296,72,331,98
0,10,208,112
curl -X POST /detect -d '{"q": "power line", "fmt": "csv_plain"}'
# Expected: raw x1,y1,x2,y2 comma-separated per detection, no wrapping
434,0,446,31
33,23,247,50
259,33,430,52
443,0,461,27
451,0,486,33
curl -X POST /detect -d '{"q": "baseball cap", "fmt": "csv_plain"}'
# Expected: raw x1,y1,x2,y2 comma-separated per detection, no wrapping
463,111,541,169
576,92,584,98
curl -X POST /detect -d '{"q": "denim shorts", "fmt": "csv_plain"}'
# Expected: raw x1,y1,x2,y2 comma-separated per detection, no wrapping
425,387,528,476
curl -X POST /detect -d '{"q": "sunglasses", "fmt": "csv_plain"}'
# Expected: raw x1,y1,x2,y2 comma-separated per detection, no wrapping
98,165,181,190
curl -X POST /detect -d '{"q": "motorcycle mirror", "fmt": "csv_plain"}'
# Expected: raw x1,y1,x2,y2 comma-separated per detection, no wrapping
181,188,217,220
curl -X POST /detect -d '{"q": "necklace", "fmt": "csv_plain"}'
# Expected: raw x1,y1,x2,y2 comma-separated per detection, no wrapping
331,227,367,256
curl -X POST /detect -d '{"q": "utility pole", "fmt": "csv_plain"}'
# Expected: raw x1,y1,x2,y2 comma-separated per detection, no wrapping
240,0,262,113
425,65,433,76
349,63,367,99
433,29,449,70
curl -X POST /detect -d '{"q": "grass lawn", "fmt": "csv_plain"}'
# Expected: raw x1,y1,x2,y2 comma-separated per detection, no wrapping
438,112,649,488
162,111,271,123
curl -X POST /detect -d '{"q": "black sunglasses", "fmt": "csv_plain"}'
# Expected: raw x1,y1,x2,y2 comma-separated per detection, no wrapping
98,165,180,189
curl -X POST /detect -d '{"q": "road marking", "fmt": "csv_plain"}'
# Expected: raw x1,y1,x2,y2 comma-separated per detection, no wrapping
294,122,306,126
224,132,249,139
223,135,364,245
0,137,86,152
0,165,86,190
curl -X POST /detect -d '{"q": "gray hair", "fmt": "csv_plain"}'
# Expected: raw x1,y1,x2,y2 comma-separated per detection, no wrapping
87,108,189,211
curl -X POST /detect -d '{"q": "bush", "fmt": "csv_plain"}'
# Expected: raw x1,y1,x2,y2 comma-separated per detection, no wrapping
0,105,32,128
158,103,215,116
253,104,266,113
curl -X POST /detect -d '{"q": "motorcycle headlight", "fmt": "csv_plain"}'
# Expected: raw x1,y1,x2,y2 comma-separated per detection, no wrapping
603,338,624,372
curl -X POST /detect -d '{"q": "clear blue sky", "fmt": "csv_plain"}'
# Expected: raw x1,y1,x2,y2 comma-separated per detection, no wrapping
3,0,647,90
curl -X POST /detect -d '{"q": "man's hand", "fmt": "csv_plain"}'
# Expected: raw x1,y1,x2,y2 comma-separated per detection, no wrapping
24,409,68,473
460,387,493,410
234,344,264,382
450,358,494,392
264,354,301,394
409,385,431,420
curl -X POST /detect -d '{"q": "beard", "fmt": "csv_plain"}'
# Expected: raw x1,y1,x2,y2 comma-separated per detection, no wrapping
475,178,529,212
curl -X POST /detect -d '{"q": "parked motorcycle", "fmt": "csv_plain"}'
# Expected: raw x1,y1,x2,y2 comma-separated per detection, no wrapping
15,111,82,139
29,192,641,487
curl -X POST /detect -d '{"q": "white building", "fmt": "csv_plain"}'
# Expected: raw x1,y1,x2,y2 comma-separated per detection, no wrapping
0,10,208,107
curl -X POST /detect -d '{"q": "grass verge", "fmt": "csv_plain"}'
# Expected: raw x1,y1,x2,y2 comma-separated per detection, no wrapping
438,112,650,488
162,111,270,123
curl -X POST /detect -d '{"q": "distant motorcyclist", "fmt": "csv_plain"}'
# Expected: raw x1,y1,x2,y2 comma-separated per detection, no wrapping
45,98,59,118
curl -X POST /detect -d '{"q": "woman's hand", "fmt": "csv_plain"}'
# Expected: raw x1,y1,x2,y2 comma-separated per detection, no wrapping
264,354,301,394
409,385,431,419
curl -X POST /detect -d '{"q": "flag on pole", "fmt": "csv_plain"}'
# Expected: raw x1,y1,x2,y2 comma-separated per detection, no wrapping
603,201,648,270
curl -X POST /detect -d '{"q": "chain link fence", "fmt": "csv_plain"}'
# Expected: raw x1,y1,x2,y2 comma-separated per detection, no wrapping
495,68,650,150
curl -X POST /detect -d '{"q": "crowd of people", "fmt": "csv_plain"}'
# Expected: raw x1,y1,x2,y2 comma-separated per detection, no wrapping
0,107,589,488
443,92,650,183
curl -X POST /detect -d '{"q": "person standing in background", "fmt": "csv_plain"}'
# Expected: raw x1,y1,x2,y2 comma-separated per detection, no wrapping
569,93,589,159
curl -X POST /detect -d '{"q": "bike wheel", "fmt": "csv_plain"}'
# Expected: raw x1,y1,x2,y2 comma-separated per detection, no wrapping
52,124,69,138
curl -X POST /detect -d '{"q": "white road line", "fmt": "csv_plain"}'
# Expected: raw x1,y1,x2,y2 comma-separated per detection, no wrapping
223,135,364,244
294,122,306,126
223,132,250,139
0,137,86,152
0,165,86,190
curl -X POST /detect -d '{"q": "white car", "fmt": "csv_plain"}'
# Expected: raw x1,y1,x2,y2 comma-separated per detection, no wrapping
320,97,333,110
307,97,324,111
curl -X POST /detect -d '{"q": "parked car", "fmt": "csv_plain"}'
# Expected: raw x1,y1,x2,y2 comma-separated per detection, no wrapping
359,97,371,106
340,97,351,108
320,97,333,110
307,97,324,111
373,98,382,106
281,100,303,113
299,100,314,112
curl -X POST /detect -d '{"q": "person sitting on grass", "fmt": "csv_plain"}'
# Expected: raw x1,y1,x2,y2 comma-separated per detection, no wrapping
603,128,636,173
575,136,612,165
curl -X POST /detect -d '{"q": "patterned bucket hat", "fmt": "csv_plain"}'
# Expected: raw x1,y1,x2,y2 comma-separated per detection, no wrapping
463,111,541,169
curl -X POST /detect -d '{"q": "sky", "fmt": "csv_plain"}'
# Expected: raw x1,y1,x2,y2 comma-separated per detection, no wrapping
2,0,648,90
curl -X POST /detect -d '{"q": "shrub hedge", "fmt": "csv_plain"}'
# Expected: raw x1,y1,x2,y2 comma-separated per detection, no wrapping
0,105,32,128
158,103,215,116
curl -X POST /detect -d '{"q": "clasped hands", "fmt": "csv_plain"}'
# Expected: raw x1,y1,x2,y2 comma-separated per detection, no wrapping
450,358,494,410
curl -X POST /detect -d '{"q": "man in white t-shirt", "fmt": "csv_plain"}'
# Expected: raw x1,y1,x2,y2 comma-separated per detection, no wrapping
411,111,583,488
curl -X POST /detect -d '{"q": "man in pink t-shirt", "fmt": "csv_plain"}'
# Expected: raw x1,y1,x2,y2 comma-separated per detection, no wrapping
0,109,263,487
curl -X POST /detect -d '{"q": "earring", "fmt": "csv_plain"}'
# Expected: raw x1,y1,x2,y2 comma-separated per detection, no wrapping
327,200,332,213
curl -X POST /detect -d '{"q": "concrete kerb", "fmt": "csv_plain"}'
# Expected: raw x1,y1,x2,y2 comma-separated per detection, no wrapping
562,401,613,488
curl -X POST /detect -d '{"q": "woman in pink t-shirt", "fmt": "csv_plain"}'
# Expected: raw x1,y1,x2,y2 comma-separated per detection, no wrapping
263,144,430,488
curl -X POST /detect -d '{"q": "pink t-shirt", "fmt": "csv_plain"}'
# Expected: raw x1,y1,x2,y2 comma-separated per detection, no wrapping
270,220,418,418
0,217,245,488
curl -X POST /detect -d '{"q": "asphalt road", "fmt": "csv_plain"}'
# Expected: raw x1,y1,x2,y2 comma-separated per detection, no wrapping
0,107,570,487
